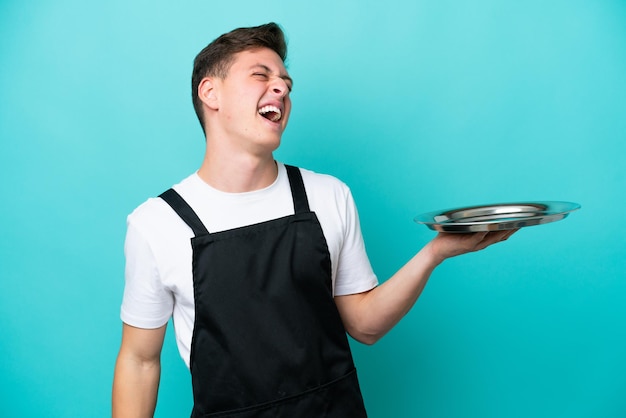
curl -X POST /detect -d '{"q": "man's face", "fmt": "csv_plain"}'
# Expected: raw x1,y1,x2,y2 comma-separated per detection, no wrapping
211,47,293,155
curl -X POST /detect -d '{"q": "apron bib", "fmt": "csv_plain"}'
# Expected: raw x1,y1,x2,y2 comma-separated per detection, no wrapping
160,165,367,417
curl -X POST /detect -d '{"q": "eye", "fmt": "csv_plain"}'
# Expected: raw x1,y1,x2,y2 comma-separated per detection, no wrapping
252,72,268,80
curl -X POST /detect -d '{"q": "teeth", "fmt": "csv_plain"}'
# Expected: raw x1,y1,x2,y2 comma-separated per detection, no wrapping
258,105,282,122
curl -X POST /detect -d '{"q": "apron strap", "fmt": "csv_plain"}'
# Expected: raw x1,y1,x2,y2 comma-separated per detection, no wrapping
159,188,210,236
160,165,308,235
285,165,310,214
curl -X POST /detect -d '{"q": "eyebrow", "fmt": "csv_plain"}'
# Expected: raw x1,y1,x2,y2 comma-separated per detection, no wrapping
251,64,293,87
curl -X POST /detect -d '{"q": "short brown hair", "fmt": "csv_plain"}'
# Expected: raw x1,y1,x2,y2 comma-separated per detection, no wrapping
191,22,288,131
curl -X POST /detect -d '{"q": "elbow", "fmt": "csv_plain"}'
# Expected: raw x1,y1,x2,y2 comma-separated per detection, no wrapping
346,327,384,346
357,335,380,346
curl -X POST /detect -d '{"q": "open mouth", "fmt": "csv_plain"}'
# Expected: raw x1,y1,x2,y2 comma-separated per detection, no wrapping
258,105,282,122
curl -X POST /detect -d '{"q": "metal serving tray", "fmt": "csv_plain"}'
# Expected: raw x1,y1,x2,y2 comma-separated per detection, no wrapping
414,201,580,233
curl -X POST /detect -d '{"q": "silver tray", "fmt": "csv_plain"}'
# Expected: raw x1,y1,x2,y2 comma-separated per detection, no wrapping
414,201,580,233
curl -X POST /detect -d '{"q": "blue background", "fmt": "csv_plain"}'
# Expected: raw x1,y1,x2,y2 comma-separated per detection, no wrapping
1,1,625,417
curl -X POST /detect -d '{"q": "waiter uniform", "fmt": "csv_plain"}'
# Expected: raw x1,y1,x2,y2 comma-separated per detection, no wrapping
160,165,368,417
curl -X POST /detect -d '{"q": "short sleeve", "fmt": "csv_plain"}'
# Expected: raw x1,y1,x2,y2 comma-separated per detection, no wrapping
333,189,378,296
120,218,174,328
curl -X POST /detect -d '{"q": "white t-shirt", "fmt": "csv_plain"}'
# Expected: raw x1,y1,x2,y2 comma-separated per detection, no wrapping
121,163,378,368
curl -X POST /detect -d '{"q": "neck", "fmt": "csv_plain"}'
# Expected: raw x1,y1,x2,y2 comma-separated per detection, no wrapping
197,151,278,193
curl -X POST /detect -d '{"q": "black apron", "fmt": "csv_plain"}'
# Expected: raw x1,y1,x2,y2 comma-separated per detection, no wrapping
160,165,367,417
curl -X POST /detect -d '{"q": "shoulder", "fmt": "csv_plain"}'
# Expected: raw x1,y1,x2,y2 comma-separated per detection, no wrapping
280,164,358,219
287,165,358,232
295,166,352,203
127,197,174,232
297,166,348,188
126,174,197,239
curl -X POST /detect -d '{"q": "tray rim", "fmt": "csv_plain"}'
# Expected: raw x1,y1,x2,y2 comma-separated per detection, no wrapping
414,201,581,233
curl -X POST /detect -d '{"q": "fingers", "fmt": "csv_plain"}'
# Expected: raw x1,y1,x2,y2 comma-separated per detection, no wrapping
474,229,518,250
432,228,519,261
503,229,518,240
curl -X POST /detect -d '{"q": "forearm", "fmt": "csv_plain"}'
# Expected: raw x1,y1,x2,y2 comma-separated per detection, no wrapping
338,242,441,345
112,352,161,418
337,230,515,345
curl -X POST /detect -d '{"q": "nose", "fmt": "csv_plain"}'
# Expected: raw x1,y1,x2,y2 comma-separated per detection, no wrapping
270,77,289,97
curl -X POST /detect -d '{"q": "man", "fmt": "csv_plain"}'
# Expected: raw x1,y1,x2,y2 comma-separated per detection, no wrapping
112,22,514,417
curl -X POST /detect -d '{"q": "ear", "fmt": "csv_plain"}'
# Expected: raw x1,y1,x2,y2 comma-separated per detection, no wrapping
198,77,219,110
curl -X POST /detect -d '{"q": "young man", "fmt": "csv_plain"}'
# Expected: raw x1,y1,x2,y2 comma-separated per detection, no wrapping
112,23,514,417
